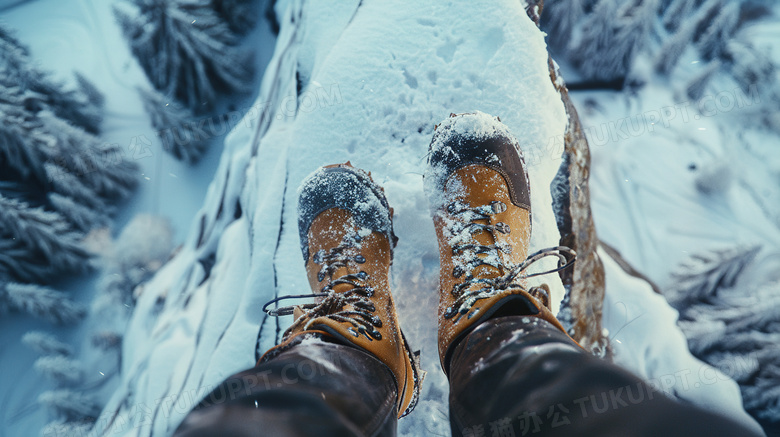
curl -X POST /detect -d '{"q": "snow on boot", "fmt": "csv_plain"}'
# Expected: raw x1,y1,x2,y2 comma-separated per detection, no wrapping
424,112,578,374
261,163,424,418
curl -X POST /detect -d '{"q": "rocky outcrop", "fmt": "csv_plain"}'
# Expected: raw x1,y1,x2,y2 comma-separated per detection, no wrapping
526,0,609,357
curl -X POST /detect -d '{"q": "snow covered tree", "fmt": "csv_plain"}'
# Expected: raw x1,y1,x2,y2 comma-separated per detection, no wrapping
0,24,141,330
725,39,776,90
571,0,660,82
35,355,84,385
697,2,740,60
140,87,209,164
114,0,254,113
685,60,721,100
0,27,104,134
22,331,74,356
540,0,592,50
666,246,780,426
39,390,100,421
0,196,90,282
662,0,698,32
212,0,260,36
654,0,721,75
665,245,760,307
48,192,110,233
0,282,86,324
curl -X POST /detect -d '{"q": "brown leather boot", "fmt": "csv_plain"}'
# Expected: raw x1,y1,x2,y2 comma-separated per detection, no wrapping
424,112,577,374
261,163,423,418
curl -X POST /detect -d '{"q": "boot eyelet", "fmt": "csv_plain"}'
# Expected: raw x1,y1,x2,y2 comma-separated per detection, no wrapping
447,203,457,214
313,250,325,264
491,201,507,214
495,222,510,234
317,271,325,281
453,266,464,278
371,316,382,326
355,255,366,264
357,271,368,279
370,330,382,340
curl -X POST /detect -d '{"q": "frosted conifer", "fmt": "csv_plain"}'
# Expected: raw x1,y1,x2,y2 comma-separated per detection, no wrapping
571,0,660,81
139,87,209,164
666,245,760,307
48,192,109,233
39,390,100,421
663,0,697,31
541,0,591,50
35,355,83,385
114,0,253,112
697,2,740,60
654,0,721,75
22,331,73,356
0,282,86,324
685,60,721,100
0,196,90,281
213,0,260,35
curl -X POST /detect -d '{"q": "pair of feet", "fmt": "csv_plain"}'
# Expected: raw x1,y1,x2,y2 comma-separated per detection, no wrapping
260,112,576,419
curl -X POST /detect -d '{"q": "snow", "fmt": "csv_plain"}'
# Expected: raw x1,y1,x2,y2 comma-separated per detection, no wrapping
1,0,775,436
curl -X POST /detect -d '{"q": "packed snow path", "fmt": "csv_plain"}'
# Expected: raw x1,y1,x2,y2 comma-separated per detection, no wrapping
89,1,761,436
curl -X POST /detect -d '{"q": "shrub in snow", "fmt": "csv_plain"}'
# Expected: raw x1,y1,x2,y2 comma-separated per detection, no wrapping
0,283,85,324
114,0,254,112
139,87,209,164
22,331,73,356
666,246,780,424
570,0,660,82
95,214,174,306
35,355,84,385
39,390,100,421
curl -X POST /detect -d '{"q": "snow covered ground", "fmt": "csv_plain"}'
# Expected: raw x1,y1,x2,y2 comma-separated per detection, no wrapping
1,0,776,436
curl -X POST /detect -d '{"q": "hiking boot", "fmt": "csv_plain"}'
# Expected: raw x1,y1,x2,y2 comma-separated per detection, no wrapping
261,163,423,418
424,112,576,374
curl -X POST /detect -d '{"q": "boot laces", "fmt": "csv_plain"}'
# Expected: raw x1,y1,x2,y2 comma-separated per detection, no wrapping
443,200,576,321
263,235,384,341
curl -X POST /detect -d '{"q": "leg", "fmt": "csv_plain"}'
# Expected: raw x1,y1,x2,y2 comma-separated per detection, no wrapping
423,113,760,437
176,164,423,436
448,316,760,437
174,338,397,437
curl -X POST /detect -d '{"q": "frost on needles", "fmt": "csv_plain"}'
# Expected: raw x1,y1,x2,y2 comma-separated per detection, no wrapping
0,24,138,323
115,0,259,164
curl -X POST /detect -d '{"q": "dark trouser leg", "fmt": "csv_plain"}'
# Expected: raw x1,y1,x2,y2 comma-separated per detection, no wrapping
448,316,759,437
174,340,398,437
